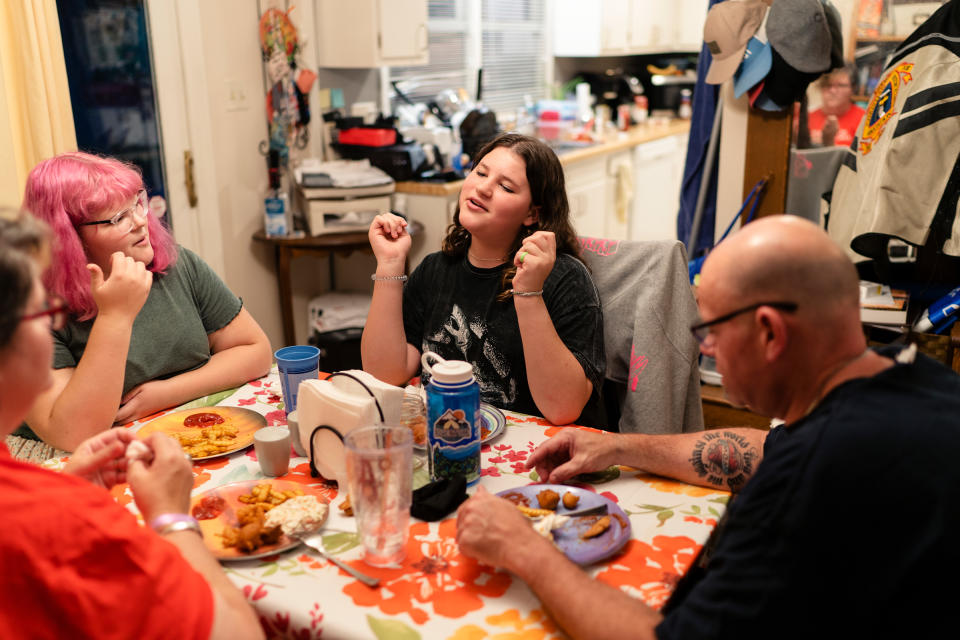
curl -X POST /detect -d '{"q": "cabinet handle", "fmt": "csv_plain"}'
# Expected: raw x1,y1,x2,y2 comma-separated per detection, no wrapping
184,150,198,207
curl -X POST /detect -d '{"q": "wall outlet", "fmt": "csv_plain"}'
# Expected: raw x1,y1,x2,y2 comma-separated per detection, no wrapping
225,80,249,112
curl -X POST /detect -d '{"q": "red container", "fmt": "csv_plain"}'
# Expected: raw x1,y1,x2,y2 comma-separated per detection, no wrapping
338,128,397,147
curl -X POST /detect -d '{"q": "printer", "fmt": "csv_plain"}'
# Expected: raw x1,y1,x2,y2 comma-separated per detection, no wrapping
293,159,395,235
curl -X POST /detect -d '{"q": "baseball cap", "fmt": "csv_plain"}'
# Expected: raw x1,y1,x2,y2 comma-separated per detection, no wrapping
822,0,844,72
733,15,772,99
767,0,832,74
763,47,823,107
704,0,768,85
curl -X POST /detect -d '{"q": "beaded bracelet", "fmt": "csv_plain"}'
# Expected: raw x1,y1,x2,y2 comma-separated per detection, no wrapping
510,289,544,297
371,274,408,282
149,513,203,538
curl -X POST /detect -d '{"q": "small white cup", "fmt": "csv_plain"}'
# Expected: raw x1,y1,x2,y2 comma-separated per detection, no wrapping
254,426,292,477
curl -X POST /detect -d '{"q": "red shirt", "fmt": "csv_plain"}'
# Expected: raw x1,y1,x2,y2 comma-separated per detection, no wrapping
808,104,866,148
0,444,214,639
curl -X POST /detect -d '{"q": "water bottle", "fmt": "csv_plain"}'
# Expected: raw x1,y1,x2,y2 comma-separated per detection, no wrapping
421,351,481,486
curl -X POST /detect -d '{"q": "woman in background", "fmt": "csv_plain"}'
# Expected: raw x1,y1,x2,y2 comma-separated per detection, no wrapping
23,152,272,451
0,210,262,639
808,64,865,147
362,133,605,427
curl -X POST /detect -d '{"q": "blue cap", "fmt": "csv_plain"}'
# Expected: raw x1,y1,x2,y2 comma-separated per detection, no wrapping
734,36,772,99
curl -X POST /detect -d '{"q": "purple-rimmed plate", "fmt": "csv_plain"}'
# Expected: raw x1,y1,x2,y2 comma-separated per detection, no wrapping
496,484,631,565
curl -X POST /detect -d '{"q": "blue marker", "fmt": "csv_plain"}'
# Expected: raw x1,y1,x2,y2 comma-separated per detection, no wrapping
913,286,960,333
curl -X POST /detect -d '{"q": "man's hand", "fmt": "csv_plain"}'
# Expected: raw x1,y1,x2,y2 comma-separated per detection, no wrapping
127,433,194,522
456,486,556,571
512,230,556,294
115,379,174,425
88,252,152,320
526,429,621,484
63,428,135,488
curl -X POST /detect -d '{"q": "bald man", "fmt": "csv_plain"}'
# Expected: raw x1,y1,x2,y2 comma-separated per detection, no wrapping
456,216,960,639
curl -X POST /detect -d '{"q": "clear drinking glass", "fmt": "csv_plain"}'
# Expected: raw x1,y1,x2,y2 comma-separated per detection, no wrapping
343,425,413,567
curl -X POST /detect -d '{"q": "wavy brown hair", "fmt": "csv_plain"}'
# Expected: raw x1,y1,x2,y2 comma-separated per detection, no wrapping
441,133,583,300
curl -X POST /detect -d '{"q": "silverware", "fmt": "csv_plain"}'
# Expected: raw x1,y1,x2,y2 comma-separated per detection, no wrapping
296,532,380,588
531,504,609,520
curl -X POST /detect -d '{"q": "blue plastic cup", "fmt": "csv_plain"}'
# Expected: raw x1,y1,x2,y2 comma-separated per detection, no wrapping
275,345,320,414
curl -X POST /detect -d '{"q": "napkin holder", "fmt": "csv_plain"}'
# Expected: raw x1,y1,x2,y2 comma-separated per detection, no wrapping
296,371,387,485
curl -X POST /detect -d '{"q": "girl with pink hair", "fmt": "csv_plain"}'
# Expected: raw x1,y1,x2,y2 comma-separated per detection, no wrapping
22,152,272,451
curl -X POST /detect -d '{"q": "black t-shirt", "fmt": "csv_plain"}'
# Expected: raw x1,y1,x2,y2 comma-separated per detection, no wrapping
403,251,606,427
657,347,960,639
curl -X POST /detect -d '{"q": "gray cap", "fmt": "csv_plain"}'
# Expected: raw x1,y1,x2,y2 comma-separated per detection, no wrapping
767,0,832,74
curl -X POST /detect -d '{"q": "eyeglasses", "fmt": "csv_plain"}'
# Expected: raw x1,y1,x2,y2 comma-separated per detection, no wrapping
78,190,148,235
20,296,68,331
690,301,798,344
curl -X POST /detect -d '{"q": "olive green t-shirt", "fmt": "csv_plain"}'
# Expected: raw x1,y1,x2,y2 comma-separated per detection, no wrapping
52,246,242,395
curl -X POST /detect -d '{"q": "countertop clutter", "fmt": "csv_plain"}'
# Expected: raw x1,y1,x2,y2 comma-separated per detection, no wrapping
395,119,692,197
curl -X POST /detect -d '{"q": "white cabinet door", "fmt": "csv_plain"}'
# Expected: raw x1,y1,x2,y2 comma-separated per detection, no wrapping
630,0,676,52
674,0,708,51
631,134,687,242
315,0,428,68
601,0,631,54
565,156,609,239
605,150,633,240
379,0,428,62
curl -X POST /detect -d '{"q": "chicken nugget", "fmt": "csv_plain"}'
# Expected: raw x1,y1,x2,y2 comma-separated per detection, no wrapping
536,489,560,510
562,492,580,509
581,516,611,539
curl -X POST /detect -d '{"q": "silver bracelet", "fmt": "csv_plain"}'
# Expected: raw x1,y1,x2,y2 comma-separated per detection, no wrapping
510,289,543,297
149,513,203,538
371,274,408,282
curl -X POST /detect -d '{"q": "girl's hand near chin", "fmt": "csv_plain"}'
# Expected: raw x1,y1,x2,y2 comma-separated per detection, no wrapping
368,213,411,268
88,252,152,321
512,230,556,294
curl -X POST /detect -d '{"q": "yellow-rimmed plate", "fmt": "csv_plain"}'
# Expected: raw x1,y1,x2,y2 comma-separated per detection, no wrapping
190,479,330,561
136,406,266,460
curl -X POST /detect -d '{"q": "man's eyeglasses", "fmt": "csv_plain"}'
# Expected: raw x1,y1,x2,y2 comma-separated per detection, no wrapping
20,296,68,331
78,190,148,235
690,301,798,344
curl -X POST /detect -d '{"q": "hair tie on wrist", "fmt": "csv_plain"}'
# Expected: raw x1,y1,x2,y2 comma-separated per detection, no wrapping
510,289,543,297
371,274,408,282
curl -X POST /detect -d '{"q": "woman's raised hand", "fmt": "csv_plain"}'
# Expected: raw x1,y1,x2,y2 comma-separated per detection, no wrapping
87,251,153,320
512,230,556,294
368,213,411,268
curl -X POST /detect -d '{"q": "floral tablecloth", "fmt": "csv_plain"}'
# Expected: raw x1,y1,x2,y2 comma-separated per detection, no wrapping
53,369,729,640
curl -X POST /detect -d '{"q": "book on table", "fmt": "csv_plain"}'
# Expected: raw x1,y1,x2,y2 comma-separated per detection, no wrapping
860,281,909,325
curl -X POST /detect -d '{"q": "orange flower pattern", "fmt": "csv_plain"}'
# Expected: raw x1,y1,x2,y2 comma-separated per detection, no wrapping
594,536,700,610
342,519,512,624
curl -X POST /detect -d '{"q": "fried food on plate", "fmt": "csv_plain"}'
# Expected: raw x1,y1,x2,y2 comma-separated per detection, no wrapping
516,505,555,518
537,489,560,510
562,491,579,509
175,423,239,458
581,515,611,539
218,483,304,553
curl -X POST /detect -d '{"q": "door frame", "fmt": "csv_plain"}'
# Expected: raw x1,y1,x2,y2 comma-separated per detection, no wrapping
145,0,225,275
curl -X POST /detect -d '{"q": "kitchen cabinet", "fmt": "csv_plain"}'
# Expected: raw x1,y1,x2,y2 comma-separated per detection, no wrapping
554,0,707,56
314,0,428,68
631,133,687,242
565,150,634,240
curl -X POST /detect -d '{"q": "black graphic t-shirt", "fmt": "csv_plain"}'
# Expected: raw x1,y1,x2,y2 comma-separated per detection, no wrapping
403,251,606,427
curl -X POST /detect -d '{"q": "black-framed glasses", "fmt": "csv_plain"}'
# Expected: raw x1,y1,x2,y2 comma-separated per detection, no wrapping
78,190,148,235
20,296,68,331
690,301,798,344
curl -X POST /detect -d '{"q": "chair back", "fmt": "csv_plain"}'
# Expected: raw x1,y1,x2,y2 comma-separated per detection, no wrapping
579,237,704,434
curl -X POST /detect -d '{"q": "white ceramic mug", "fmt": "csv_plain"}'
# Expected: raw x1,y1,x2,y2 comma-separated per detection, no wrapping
254,426,292,477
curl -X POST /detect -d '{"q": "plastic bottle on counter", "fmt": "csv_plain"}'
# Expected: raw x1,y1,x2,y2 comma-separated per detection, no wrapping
678,89,693,119
631,95,649,125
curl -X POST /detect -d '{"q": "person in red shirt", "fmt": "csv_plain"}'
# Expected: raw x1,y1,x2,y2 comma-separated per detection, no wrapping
0,210,263,640
808,64,865,147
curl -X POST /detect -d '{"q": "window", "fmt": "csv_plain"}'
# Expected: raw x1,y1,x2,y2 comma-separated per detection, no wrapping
389,0,547,115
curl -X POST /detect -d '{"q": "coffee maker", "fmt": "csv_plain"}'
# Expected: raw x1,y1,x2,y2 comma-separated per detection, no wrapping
580,69,645,111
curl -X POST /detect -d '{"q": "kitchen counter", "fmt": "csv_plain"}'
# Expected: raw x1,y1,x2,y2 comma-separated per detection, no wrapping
395,119,691,197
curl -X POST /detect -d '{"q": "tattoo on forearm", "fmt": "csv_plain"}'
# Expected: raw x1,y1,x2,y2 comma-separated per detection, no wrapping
688,431,758,492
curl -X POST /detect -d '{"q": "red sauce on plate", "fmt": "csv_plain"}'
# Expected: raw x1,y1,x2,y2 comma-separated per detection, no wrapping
183,412,225,428
191,495,226,520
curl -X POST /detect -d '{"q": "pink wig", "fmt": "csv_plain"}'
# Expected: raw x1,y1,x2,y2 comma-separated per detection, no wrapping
22,152,178,321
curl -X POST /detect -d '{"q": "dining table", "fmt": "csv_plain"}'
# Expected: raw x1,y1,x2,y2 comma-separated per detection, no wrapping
45,367,730,639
